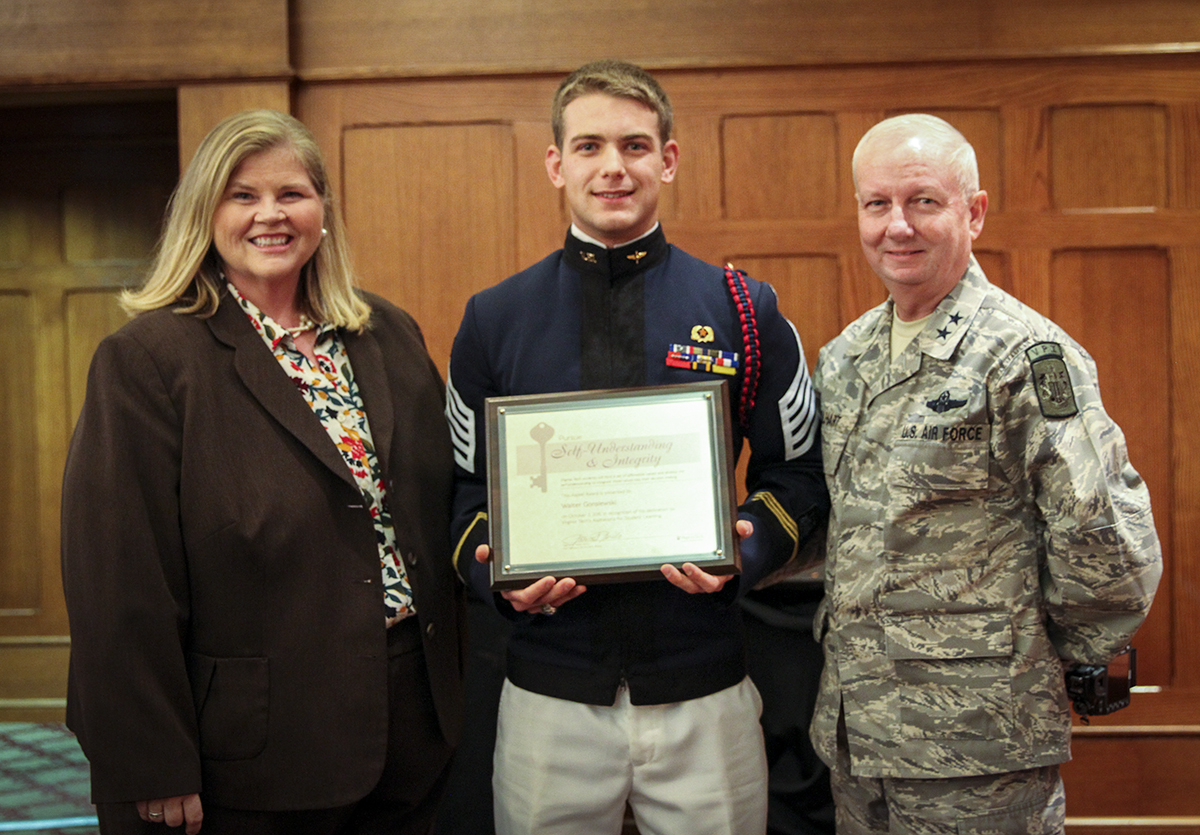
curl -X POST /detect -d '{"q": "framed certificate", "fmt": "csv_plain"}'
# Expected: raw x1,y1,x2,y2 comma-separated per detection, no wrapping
485,381,740,589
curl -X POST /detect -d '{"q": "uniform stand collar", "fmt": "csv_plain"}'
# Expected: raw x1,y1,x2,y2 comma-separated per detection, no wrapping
564,225,668,280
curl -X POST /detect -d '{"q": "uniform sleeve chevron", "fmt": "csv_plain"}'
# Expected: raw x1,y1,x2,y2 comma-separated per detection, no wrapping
778,321,818,460
444,370,476,473
452,511,488,571
747,489,800,564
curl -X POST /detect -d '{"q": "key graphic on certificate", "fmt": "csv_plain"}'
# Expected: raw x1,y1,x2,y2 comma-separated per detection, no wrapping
530,421,554,492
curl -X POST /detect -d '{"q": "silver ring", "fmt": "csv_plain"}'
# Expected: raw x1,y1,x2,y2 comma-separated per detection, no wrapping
148,812,164,819
539,603,557,615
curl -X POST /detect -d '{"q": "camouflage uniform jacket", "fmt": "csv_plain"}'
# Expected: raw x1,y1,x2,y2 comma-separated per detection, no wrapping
809,258,1162,779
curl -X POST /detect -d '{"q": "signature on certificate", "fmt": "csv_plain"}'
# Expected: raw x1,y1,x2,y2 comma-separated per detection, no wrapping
562,530,622,549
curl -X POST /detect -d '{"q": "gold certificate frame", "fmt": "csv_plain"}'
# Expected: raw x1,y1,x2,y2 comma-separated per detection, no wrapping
485,381,740,589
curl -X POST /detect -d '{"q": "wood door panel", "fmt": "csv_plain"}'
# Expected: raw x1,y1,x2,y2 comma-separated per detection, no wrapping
1049,248,1172,687
0,292,38,613
1051,105,1169,210
1064,734,1200,816
341,121,517,374
722,113,839,221
0,99,176,719
730,254,842,374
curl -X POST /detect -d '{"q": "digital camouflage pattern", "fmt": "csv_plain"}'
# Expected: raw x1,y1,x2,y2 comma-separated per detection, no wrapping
810,258,1162,779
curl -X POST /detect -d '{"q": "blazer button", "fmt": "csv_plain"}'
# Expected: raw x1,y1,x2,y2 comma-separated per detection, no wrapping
405,551,418,567
425,622,436,639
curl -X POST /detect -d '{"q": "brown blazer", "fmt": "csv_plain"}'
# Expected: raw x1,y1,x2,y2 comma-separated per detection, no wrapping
61,291,463,809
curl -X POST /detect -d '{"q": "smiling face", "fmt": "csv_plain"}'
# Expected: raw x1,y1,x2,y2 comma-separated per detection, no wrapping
855,134,987,314
545,92,679,248
212,144,325,298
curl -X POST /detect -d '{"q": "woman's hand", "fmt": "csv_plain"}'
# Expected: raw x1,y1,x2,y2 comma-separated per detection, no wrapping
137,794,203,834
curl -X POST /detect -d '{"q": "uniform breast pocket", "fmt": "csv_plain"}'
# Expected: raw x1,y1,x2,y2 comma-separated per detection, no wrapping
887,423,989,493
883,610,1015,740
884,426,990,564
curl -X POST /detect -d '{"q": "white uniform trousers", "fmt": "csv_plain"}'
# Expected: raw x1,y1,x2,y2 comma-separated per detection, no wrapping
492,675,768,835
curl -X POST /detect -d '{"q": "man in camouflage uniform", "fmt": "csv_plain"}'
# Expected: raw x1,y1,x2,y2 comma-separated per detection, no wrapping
810,114,1163,833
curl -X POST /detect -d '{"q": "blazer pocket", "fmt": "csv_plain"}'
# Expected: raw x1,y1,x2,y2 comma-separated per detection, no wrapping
882,611,1015,741
187,653,270,761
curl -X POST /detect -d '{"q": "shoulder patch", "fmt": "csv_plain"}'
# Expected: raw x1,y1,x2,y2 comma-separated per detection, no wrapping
1026,342,1078,419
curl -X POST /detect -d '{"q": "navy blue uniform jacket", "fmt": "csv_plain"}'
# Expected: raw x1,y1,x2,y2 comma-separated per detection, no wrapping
446,228,827,705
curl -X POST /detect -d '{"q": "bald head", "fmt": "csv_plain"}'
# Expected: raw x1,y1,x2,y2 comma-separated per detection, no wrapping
851,113,988,319
853,114,979,202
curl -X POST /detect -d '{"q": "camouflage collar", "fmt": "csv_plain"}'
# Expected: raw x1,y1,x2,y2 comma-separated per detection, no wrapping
841,256,989,366
916,256,988,361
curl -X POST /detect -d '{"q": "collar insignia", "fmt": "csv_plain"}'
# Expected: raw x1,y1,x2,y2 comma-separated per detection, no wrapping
579,250,597,264
627,250,648,264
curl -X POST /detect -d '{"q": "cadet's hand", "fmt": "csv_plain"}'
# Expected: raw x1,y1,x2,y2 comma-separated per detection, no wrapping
475,544,587,613
660,519,753,594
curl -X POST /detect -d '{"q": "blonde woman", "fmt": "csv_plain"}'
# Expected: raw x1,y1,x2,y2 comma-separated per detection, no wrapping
62,110,463,835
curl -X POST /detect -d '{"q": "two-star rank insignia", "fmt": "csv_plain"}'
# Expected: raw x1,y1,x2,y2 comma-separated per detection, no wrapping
690,325,714,343
666,344,739,376
937,310,965,340
1027,342,1078,418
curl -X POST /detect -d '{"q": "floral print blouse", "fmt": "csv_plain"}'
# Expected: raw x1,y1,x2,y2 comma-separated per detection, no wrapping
228,283,415,625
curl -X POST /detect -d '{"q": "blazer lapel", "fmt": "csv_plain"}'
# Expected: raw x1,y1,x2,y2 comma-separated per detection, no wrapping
343,325,395,479
207,296,358,490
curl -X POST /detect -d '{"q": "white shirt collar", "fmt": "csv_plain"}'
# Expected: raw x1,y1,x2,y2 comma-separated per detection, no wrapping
569,222,660,250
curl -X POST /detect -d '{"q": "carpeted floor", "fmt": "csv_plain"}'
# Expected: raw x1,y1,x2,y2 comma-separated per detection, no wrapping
0,723,97,833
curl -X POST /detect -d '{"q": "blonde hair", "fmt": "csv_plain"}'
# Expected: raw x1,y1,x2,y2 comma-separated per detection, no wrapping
852,113,980,202
123,109,371,330
551,59,673,148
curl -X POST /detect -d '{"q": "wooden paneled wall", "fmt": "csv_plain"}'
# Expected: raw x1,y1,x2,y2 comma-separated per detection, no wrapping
298,52,1200,821
0,0,289,85
5,0,1200,88
289,0,1200,81
0,99,179,719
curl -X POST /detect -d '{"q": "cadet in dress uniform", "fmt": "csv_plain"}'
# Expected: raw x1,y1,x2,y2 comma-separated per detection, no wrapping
445,60,829,835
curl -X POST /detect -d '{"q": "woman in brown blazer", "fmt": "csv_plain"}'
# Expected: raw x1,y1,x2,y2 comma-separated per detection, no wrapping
61,110,463,835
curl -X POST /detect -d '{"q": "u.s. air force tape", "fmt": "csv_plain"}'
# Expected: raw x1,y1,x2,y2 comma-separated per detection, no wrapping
1026,342,1078,419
